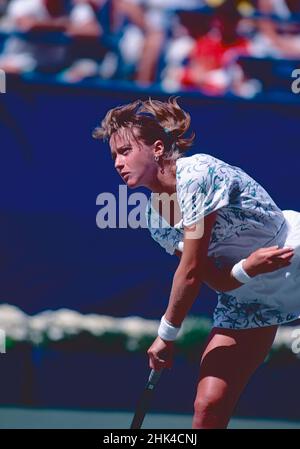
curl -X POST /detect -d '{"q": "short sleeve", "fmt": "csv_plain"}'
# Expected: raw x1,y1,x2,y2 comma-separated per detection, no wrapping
176,155,233,227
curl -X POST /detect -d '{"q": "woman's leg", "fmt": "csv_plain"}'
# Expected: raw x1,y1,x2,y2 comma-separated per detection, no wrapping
192,325,278,429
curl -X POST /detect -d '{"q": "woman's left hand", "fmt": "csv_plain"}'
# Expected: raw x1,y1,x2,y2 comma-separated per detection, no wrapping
147,336,175,371
243,245,295,277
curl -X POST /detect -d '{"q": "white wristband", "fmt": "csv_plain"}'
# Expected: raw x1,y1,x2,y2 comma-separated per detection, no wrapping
231,259,252,284
158,315,181,341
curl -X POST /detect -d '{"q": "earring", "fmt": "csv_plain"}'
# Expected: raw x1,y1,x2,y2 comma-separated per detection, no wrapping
154,155,164,174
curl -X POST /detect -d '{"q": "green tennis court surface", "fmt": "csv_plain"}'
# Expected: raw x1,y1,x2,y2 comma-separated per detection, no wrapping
0,407,299,429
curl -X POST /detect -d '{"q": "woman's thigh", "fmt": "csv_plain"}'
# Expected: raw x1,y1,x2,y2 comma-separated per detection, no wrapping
193,325,278,426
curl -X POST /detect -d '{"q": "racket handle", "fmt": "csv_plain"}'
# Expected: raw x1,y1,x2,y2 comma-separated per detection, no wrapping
147,369,163,388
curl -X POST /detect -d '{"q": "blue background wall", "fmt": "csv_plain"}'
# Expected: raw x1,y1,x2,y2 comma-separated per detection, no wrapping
1,80,300,320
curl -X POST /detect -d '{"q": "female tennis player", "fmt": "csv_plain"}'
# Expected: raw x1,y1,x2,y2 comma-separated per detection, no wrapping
93,97,300,429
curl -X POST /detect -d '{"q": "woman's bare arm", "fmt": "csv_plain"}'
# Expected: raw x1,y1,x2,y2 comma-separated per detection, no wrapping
174,250,242,291
163,212,217,327
175,246,295,292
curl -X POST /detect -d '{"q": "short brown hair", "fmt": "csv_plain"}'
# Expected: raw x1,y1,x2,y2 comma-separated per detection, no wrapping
93,96,195,161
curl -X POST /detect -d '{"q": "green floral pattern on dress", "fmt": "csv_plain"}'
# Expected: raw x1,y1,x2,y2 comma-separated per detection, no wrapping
214,293,297,329
145,153,298,329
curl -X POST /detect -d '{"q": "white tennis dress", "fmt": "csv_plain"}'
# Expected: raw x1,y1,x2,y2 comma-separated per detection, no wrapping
146,153,300,329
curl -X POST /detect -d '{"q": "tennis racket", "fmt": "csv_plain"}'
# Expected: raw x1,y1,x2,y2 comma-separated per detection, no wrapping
130,368,163,429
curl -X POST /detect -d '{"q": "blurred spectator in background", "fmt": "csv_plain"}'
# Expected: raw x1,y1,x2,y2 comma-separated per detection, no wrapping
59,0,106,82
0,0,107,76
67,1,103,39
161,8,212,92
113,0,147,81
251,0,300,58
0,0,298,97
0,0,69,73
0,0,8,18
162,0,261,97
116,0,203,85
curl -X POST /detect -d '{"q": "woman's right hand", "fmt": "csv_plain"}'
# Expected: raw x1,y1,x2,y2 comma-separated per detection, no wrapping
147,336,174,371
243,246,295,277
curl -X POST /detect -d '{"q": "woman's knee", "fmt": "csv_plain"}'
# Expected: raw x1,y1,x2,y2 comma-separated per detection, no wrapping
194,392,224,417
193,388,231,429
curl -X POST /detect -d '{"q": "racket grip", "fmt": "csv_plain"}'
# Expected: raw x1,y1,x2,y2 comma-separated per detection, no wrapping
147,369,163,387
